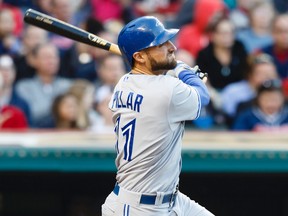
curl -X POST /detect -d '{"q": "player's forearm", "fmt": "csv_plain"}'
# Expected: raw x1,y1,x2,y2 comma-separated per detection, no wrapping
178,71,210,106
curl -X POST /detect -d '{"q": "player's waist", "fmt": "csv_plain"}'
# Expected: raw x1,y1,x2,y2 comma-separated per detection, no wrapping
113,182,178,206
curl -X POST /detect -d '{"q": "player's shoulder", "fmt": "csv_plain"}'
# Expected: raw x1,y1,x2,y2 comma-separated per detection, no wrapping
121,73,181,86
142,75,185,92
154,74,183,85
114,73,187,94
161,75,192,92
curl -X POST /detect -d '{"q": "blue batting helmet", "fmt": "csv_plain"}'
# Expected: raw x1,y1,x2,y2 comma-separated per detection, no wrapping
118,16,179,68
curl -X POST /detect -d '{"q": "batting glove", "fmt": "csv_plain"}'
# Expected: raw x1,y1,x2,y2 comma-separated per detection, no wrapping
166,61,208,81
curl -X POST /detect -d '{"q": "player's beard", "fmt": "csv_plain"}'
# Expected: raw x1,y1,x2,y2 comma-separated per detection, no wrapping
146,51,177,72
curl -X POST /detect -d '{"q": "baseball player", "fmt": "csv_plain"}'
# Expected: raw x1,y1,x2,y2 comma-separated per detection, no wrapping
102,16,213,216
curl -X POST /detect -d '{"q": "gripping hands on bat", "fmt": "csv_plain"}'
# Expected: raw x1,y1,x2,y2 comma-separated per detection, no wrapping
167,61,208,83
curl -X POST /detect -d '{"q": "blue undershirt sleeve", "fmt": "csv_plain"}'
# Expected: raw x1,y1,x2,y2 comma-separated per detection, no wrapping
178,70,210,106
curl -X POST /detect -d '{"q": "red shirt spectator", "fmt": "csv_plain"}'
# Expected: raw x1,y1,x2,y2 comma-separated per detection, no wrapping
0,105,28,129
176,0,225,57
91,0,123,23
0,3,23,36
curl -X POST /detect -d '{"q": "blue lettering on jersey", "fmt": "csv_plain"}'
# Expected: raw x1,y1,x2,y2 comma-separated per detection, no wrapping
126,92,134,110
111,91,144,112
134,94,143,112
112,91,119,108
119,91,126,108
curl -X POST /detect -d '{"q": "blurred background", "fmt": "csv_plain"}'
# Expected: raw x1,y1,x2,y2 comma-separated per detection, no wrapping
0,0,288,215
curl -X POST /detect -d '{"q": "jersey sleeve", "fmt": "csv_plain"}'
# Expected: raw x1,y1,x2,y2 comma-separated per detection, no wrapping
168,78,201,125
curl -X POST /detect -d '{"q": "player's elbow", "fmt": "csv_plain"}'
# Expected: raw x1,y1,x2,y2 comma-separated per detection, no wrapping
201,93,210,106
196,87,210,106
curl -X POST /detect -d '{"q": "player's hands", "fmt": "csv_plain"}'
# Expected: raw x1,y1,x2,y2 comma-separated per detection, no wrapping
194,66,208,83
166,61,208,82
166,61,190,78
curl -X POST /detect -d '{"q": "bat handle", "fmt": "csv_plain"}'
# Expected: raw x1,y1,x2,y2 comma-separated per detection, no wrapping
110,44,122,56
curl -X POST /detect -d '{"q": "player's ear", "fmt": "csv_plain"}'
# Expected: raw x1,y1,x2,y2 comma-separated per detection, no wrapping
133,52,146,64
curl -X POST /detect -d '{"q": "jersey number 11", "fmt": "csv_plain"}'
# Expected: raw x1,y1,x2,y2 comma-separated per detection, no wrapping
114,116,136,162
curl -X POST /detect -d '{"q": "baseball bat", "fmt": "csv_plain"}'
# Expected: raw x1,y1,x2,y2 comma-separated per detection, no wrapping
23,8,122,56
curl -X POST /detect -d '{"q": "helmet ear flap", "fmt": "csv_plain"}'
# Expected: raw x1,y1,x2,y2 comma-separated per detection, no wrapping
118,16,179,69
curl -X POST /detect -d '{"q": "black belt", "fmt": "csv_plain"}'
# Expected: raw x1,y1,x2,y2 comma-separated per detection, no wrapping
113,183,177,205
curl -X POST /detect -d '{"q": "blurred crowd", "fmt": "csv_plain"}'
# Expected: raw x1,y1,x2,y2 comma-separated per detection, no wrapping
0,0,288,132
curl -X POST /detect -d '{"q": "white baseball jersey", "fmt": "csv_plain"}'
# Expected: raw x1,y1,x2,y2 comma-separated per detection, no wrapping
109,73,201,194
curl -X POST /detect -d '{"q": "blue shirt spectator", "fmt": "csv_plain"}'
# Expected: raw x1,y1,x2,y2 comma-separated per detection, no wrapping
233,79,288,131
15,43,71,128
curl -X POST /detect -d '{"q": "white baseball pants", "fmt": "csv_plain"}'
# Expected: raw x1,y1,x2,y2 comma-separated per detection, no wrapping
102,187,215,216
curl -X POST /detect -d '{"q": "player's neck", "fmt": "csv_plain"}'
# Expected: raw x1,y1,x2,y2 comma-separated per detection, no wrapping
132,67,153,75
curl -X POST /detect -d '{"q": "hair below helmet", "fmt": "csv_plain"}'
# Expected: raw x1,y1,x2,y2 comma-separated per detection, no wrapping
118,16,179,68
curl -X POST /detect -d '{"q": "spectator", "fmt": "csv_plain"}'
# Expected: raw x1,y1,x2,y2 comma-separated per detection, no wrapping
15,42,71,128
92,54,126,133
196,12,248,90
0,59,27,129
50,0,85,25
259,14,288,80
95,54,126,88
67,79,98,130
18,25,49,56
91,0,134,24
14,25,49,82
221,53,279,127
51,92,79,129
233,79,288,131
133,0,181,25
70,0,91,26
61,17,107,81
0,104,28,129
0,1,23,36
229,0,262,32
169,0,196,28
0,54,31,125
223,0,237,9
92,85,114,133
176,0,226,58
3,0,34,9
273,0,288,14
61,17,119,82
175,49,195,67
193,12,248,129
0,8,21,56
59,39,91,79
236,1,275,54
33,0,53,14
0,61,2,86
88,29,118,68
49,0,79,52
